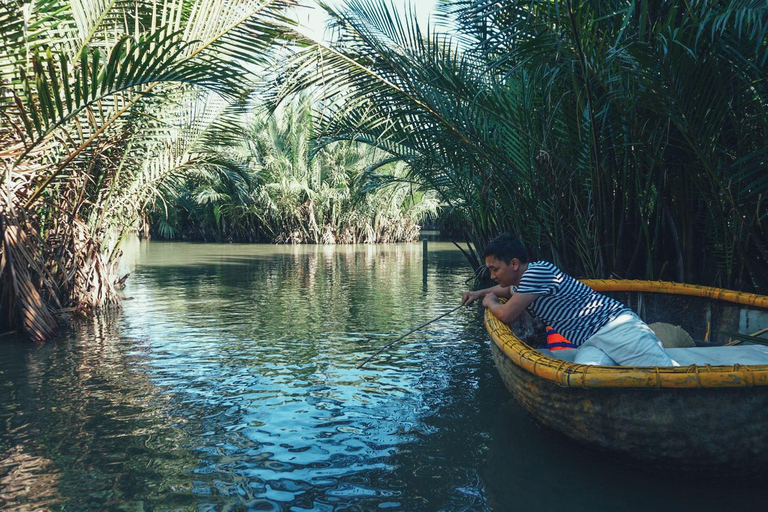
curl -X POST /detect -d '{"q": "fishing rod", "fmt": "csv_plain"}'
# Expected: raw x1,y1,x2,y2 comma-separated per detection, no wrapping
356,304,464,369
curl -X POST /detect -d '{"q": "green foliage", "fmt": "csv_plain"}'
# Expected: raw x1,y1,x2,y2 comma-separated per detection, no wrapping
0,0,296,340
276,0,768,291
149,97,440,243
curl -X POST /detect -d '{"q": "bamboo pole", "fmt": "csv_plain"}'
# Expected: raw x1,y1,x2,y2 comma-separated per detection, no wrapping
357,305,463,369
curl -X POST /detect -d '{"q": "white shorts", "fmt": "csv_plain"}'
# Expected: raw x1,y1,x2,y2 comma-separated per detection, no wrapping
574,311,679,367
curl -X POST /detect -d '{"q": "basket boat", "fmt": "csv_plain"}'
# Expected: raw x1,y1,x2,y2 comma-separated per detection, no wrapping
484,280,768,476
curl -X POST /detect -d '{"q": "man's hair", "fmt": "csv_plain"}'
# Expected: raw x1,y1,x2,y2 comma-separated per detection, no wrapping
483,233,529,264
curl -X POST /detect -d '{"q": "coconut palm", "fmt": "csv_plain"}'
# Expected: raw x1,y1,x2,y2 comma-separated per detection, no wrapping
0,0,296,340
274,0,768,291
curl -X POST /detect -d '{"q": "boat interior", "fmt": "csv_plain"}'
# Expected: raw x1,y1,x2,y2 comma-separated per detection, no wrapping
538,344,768,366
518,290,768,367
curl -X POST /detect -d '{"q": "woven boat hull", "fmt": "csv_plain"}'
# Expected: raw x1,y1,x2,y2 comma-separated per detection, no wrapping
484,280,768,475
491,342,768,475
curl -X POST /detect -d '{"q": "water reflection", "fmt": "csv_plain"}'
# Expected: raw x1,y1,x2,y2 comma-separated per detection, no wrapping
0,314,201,510
2,241,768,510
2,241,488,510
115,242,486,510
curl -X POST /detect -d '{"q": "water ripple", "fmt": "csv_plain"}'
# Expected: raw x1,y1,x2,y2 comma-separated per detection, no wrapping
4,243,766,511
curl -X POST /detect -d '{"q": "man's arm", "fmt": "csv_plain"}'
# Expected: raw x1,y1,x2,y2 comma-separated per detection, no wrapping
482,292,539,324
461,284,512,306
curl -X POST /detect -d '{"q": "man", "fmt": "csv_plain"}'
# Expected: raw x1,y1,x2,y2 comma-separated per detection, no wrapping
462,233,677,367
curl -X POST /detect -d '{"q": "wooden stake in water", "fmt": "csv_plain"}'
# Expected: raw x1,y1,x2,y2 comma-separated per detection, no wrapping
357,304,463,369
422,238,428,288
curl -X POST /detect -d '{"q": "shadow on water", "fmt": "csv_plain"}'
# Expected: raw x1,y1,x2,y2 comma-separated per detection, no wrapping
2,240,768,511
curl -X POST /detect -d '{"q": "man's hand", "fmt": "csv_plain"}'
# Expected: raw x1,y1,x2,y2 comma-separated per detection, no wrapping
461,284,514,307
484,291,538,324
482,292,499,308
461,290,481,306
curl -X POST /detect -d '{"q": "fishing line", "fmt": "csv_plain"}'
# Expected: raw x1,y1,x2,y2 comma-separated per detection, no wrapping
356,304,464,369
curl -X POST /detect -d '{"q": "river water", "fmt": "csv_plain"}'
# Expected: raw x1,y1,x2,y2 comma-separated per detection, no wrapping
1,241,766,511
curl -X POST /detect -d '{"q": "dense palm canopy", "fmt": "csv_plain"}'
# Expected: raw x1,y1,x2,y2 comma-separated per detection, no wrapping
2,0,767,341
277,0,768,290
148,97,439,243
0,0,296,340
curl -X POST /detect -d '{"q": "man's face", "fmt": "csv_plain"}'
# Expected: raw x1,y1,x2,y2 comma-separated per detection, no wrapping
484,255,521,287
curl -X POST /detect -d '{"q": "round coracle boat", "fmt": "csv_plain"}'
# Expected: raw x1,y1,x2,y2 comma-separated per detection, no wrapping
484,280,768,476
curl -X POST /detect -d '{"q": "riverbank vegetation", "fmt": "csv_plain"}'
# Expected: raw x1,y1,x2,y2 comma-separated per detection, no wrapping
277,0,768,291
147,98,439,243
0,0,296,340
2,0,766,342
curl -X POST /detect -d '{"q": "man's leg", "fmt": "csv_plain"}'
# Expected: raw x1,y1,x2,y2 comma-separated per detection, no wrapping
573,344,617,365
585,311,679,367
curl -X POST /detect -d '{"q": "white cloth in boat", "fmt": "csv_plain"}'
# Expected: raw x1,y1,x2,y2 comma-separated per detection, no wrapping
538,344,768,366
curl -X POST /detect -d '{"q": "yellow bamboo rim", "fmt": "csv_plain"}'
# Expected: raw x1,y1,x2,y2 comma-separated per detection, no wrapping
484,279,768,389
582,279,768,309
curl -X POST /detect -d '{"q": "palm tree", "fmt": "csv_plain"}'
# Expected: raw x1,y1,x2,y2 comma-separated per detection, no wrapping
0,0,297,340
274,0,768,291
148,96,440,243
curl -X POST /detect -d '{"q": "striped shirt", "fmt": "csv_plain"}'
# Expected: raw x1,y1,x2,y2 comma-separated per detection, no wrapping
514,261,628,346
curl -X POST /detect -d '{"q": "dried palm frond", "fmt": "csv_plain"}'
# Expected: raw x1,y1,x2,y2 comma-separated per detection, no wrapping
0,197,59,341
